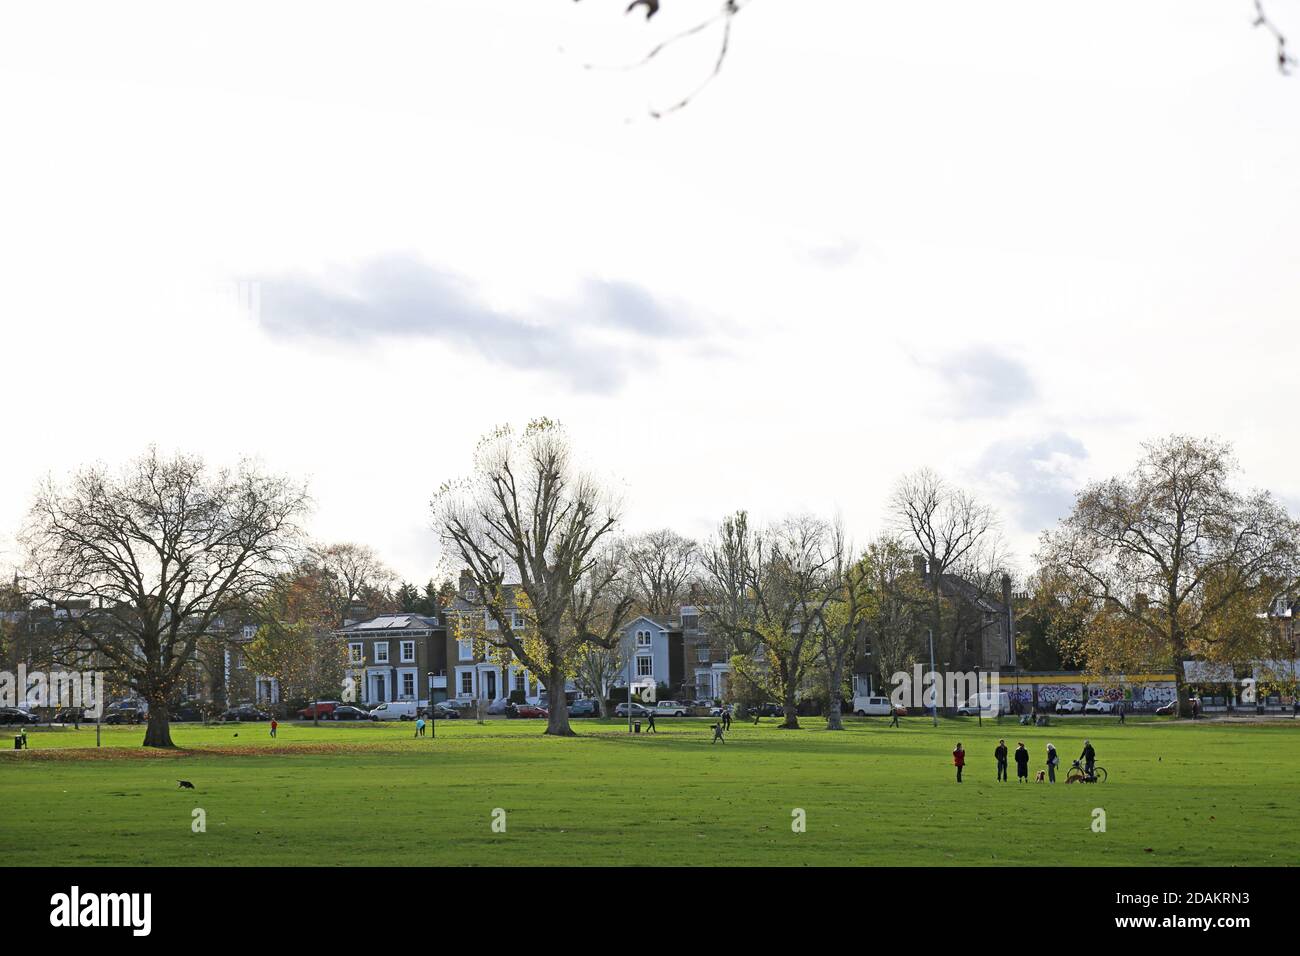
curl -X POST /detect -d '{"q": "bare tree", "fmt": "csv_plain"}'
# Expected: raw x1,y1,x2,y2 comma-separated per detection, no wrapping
19,448,308,747
304,542,396,626
433,419,635,736
627,528,697,617
890,468,997,665
1038,435,1299,716
860,534,929,687
700,511,836,729
816,522,869,730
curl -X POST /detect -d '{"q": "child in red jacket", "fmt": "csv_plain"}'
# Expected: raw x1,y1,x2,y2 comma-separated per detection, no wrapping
953,742,965,783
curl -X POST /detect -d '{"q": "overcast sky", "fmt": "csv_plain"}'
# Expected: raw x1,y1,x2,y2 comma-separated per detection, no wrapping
2,0,1298,582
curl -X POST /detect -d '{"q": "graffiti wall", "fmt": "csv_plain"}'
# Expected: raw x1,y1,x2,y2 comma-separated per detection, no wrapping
1035,684,1081,706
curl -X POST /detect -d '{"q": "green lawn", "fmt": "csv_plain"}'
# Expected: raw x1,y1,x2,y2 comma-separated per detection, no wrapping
1,715,1296,866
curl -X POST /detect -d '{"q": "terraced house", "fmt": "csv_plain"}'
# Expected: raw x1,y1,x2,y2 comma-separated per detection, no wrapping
335,614,449,707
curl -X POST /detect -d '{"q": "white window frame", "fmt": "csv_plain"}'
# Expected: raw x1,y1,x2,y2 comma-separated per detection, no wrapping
458,638,473,661
400,640,416,663
348,642,364,664
636,655,653,678
460,671,474,696
636,629,652,648
374,642,390,664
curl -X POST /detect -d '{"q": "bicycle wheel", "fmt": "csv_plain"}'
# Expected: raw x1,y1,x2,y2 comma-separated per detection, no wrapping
1092,766,1107,783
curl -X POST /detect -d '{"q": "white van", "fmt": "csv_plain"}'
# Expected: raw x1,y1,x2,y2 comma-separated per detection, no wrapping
957,692,1011,717
368,700,418,721
853,695,894,717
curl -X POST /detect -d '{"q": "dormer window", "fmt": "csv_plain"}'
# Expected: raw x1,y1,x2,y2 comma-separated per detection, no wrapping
636,629,652,647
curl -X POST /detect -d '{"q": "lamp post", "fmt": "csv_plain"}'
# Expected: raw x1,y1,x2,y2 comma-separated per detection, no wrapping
427,672,436,739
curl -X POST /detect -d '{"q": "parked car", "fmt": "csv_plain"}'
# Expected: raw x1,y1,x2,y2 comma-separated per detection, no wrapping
1155,697,1198,716
1054,699,1084,714
331,705,372,720
0,707,41,725
957,692,1012,717
568,699,601,718
1084,699,1115,714
170,702,207,722
220,704,271,722
709,703,735,717
484,697,511,715
53,706,88,724
297,701,341,720
368,701,418,721
511,703,549,719
853,695,894,717
614,702,654,718
103,702,146,724
651,699,690,717
750,702,784,718
428,702,462,719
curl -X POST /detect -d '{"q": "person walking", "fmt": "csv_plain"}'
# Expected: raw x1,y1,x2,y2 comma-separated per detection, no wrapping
995,739,1008,781
1014,741,1029,782
1118,702,1126,724
1046,742,1059,783
721,708,732,732
645,711,657,734
953,742,965,783
711,722,726,744
269,718,278,739
889,705,901,728
1292,697,1299,719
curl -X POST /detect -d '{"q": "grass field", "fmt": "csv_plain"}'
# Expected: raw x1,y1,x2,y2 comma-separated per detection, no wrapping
2,715,1297,866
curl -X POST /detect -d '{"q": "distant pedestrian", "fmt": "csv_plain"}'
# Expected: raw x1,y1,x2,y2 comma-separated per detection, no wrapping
646,712,657,734
711,722,726,744
953,742,965,783
995,739,1008,781
721,709,731,731
1046,742,1059,783
889,705,901,728
1293,698,1298,719
753,707,761,725
1118,703,1126,724
1014,742,1029,782
269,719,278,739
415,717,426,737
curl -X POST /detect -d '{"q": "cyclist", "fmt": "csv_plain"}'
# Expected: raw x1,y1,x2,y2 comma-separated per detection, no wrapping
1079,739,1096,780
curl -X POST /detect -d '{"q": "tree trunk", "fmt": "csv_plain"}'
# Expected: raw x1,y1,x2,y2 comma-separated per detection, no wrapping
780,686,800,729
142,700,174,748
826,661,845,730
544,663,575,736
1173,658,1190,719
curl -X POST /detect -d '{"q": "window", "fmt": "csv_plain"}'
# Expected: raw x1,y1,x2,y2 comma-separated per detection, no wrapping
514,671,526,692
636,656,652,677
484,610,499,630
402,673,415,699
348,643,364,664
374,642,389,664
400,641,415,663
460,672,474,695
512,611,526,629
696,645,711,663
458,638,473,661
636,630,652,647
681,613,698,630
241,625,257,639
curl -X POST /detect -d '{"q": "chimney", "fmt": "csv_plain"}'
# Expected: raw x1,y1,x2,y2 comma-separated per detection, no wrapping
912,555,927,579
459,569,474,597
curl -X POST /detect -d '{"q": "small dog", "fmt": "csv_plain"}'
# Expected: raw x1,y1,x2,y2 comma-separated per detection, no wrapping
177,780,195,790
1034,770,1046,783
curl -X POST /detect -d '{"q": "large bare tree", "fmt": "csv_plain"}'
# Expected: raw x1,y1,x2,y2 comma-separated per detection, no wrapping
1038,435,1299,715
816,522,870,730
627,528,697,617
433,419,635,736
19,448,308,747
890,468,998,665
303,542,396,626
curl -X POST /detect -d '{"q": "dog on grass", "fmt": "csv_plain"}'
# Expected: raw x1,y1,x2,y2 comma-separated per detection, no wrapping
1033,770,1046,783
177,780,195,790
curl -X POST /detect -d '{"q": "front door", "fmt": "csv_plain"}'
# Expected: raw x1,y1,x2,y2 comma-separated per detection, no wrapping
484,671,497,700
373,674,386,703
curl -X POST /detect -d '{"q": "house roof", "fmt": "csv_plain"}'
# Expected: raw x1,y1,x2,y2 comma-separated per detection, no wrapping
338,614,440,634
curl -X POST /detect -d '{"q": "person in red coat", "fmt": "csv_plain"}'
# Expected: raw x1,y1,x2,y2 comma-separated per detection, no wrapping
953,742,965,782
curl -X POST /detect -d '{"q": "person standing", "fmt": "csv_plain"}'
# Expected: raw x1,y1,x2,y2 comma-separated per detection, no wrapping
995,739,1008,781
953,742,965,783
269,718,278,739
1118,702,1126,724
890,705,902,727
721,708,732,732
1046,742,1059,783
711,722,726,744
1014,741,1029,782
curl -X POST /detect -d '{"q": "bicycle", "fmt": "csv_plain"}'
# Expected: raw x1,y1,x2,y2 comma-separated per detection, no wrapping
1065,759,1107,783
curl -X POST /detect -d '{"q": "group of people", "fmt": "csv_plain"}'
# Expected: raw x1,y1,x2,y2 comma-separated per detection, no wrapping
953,738,1097,783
